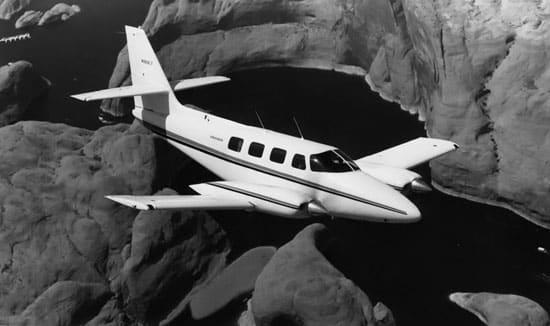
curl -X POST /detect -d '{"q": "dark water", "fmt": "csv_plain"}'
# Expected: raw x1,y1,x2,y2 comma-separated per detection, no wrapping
0,0,150,128
2,1,550,325
177,69,550,326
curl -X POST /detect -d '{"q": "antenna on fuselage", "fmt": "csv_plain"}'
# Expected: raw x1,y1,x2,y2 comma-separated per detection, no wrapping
293,116,304,139
255,110,266,130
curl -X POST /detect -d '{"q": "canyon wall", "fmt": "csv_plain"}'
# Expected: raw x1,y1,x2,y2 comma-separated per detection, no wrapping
104,0,550,228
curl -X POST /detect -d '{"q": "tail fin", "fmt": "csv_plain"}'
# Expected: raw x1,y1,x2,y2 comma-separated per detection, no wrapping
125,25,176,115
72,26,231,116
72,26,177,115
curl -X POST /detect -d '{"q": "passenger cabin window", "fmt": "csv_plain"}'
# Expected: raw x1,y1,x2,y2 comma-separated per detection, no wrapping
248,142,265,158
292,154,306,170
270,148,286,164
228,137,243,152
310,150,359,172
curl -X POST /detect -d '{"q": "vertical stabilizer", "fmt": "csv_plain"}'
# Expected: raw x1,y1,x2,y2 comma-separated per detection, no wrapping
125,25,176,115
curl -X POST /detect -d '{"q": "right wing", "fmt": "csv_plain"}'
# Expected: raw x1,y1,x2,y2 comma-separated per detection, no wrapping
355,137,459,169
106,195,253,211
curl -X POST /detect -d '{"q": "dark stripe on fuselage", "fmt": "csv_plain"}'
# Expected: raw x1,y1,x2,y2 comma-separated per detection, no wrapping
207,182,300,210
142,120,407,215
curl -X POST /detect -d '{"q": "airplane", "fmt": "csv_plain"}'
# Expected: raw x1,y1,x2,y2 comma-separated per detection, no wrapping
71,26,459,224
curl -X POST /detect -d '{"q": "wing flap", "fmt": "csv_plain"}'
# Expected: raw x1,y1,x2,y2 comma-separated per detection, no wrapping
356,137,459,169
106,195,253,210
71,84,169,102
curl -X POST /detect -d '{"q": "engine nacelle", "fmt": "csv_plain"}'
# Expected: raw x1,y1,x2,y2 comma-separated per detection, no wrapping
357,162,431,193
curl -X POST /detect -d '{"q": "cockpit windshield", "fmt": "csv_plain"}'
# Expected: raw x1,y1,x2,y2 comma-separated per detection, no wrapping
310,149,359,172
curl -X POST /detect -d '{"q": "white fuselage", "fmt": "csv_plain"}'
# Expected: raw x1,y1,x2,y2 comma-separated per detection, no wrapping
133,104,421,223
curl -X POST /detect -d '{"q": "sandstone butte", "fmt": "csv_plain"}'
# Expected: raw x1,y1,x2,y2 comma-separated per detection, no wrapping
102,0,550,229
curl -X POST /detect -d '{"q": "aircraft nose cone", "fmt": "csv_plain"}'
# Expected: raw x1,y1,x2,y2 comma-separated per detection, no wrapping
384,195,421,223
402,202,421,223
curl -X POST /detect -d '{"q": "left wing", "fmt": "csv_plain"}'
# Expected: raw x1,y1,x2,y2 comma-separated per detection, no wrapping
106,195,253,211
355,137,459,169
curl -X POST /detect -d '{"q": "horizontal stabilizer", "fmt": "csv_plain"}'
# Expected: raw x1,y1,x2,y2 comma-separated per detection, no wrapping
356,137,459,169
171,76,230,91
71,84,169,102
106,195,253,210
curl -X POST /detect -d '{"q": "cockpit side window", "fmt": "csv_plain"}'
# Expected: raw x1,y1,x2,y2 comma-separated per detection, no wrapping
334,149,360,170
292,154,306,170
310,150,358,172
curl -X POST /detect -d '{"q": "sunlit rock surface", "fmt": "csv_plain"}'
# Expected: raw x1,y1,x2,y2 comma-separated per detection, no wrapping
450,292,550,326
0,61,50,126
0,121,231,324
0,0,30,20
38,3,80,26
104,0,550,227
251,223,378,326
396,0,550,228
15,10,42,28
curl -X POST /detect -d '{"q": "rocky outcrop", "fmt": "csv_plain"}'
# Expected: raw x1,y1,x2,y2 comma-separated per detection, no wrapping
104,0,550,228
450,292,550,326
188,246,275,320
100,0,397,117
0,61,50,126
0,121,155,317
38,3,80,26
1,281,111,326
15,9,42,28
0,120,231,324
251,223,378,326
394,0,550,228
118,188,230,324
0,0,30,20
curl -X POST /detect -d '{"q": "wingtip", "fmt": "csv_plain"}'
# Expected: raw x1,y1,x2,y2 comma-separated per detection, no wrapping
105,195,151,210
70,94,86,101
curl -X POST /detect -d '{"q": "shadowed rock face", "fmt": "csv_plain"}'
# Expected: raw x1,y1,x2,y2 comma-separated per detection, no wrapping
104,0,550,228
0,61,50,126
450,292,550,326
251,223,377,326
119,188,230,324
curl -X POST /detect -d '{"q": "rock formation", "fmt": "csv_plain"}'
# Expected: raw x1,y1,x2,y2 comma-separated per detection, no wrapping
14,9,41,28
450,292,550,326
0,120,231,325
0,61,50,126
188,246,276,320
0,0,30,20
118,188,230,324
251,223,379,326
104,0,550,228
38,3,80,26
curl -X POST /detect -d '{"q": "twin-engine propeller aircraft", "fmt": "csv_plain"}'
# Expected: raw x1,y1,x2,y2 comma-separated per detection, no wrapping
72,26,459,223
